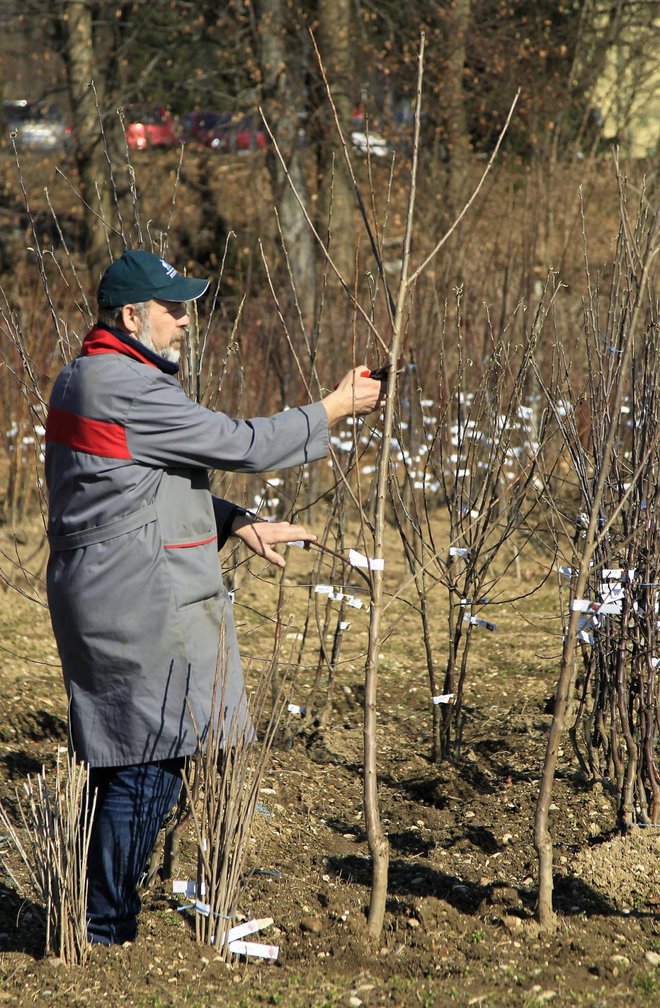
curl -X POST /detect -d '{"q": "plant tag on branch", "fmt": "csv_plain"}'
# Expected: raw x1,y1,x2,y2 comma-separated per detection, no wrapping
601,568,636,581
315,584,343,598
173,880,197,897
348,548,384,571
315,585,366,610
599,602,623,614
432,693,455,705
564,617,595,645
463,614,496,631
572,599,622,615
572,599,595,612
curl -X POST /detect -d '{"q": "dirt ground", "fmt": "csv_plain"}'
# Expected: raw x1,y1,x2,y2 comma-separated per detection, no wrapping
0,514,658,1008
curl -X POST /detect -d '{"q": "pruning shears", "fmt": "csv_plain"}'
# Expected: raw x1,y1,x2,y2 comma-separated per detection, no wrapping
334,363,401,390
361,363,403,381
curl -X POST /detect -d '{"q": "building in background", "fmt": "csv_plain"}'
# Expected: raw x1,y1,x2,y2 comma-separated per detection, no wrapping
591,10,658,158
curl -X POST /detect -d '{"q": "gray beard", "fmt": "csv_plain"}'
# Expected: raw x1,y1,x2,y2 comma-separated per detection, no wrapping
138,324,181,365
156,345,181,365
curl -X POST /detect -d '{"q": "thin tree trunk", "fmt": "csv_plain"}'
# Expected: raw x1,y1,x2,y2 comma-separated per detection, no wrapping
61,1,115,280
363,557,390,940
257,0,317,326
363,34,425,944
315,0,355,287
442,0,472,211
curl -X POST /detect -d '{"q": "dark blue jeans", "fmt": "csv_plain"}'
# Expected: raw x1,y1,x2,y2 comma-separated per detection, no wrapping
86,758,184,945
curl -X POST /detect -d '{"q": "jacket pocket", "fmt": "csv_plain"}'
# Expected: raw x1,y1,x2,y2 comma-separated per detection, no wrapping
163,533,222,609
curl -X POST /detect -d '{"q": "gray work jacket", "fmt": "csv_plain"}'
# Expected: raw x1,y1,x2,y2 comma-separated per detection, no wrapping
45,326,328,767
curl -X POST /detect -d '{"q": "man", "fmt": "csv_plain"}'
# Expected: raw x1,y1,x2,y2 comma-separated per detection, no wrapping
45,248,383,945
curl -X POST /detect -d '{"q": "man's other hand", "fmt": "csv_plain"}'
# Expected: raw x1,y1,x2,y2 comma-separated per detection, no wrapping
230,516,317,569
321,366,386,427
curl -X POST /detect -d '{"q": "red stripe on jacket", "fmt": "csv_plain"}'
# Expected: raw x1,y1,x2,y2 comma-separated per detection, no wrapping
46,406,131,460
163,535,218,549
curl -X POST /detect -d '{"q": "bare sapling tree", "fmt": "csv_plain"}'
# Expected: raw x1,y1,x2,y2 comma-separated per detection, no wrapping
262,28,520,941
0,749,94,964
534,173,658,927
390,285,561,761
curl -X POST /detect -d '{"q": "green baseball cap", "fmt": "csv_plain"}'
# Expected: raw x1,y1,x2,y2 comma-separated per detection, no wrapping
97,249,210,307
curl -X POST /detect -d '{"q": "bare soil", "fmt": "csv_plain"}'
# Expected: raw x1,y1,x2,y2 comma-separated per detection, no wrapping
0,515,658,1008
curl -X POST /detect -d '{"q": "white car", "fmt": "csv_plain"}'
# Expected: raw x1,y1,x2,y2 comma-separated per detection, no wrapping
350,129,392,158
3,100,70,152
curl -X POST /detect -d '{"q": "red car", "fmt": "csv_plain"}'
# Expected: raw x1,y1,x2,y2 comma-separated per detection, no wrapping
231,117,267,152
179,111,231,149
178,111,267,153
124,105,179,150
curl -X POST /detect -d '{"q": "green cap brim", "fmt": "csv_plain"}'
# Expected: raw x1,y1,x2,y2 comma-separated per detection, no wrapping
97,250,211,307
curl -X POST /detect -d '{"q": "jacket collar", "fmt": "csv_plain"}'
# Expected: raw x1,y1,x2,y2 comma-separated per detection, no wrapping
80,325,180,375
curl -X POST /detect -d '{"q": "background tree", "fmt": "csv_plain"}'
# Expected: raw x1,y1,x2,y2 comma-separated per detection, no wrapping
440,0,472,211
254,0,317,327
57,1,117,279
312,0,356,290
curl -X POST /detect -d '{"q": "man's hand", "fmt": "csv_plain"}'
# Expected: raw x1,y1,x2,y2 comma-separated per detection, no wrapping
230,515,317,569
321,365,386,427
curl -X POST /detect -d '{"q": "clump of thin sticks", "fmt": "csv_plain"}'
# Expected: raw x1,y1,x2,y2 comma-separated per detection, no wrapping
184,643,285,953
533,168,659,926
0,748,94,964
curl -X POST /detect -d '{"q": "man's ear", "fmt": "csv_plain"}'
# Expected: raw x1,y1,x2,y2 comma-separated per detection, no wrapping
120,304,140,335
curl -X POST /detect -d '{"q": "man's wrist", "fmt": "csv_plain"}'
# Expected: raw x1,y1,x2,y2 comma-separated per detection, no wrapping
230,512,257,535
320,390,344,428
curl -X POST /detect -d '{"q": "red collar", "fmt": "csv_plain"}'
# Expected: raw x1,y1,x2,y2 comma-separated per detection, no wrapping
81,326,159,367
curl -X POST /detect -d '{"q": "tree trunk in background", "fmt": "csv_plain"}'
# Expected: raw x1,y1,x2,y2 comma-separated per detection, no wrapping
61,1,115,283
315,0,355,291
442,0,472,212
257,0,317,328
